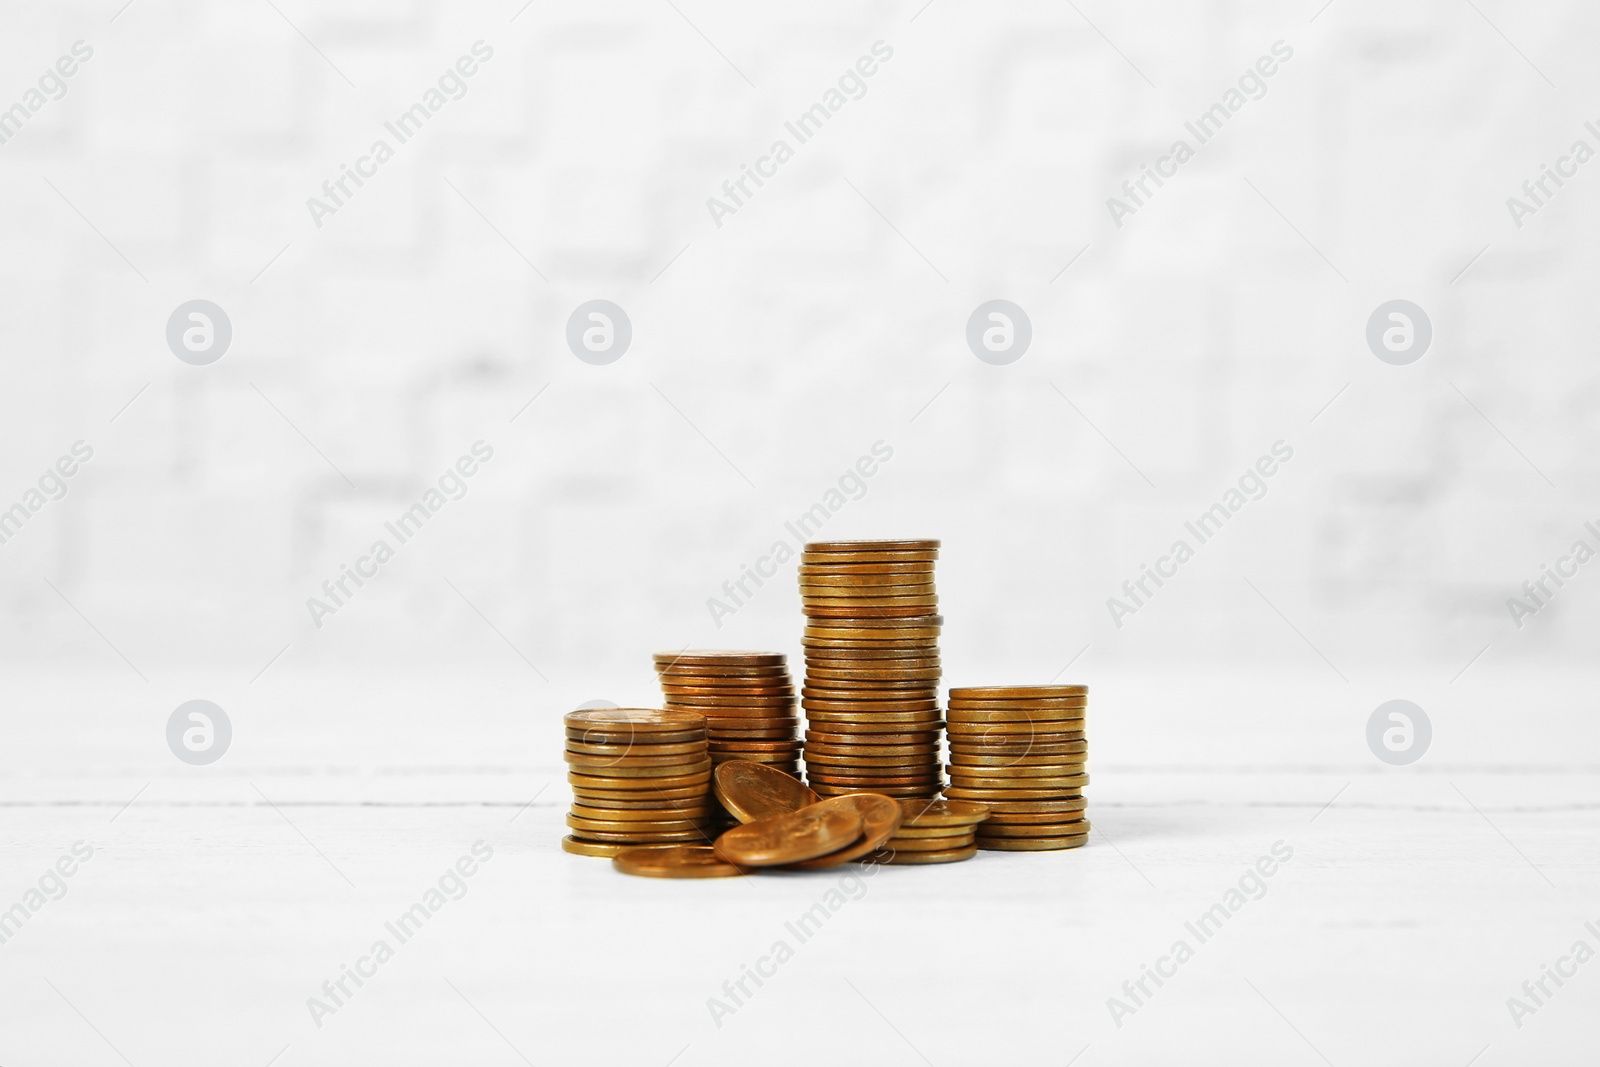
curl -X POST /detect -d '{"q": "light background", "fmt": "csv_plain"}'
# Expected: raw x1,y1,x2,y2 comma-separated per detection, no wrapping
2,1,1597,1064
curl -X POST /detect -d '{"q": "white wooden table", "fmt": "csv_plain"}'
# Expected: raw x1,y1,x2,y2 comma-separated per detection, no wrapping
3,667,1595,1065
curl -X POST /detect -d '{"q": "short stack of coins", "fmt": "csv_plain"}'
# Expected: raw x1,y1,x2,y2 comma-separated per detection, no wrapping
944,685,1090,851
562,708,716,857
798,539,943,800
653,651,801,780
869,799,991,865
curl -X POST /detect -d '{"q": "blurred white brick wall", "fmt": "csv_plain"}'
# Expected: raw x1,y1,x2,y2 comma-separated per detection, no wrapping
2,0,1597,683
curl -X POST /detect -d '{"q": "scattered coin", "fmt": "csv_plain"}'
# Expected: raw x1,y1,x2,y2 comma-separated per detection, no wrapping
712,805,863,866
786,794,904,869
713,760,819,822
612,845,749,878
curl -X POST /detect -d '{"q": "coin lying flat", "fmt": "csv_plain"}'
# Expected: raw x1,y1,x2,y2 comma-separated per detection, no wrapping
561,836,637,858
713,761,818,823
712,805,863,866
870,844,977,865
978,819,1090,838
949,685,1087,699
897,799,991,827
974,833,1089,851
612,845,748,878
564,708,708,732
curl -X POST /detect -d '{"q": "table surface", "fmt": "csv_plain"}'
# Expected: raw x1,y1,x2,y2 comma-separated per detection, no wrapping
2,667,1596,1066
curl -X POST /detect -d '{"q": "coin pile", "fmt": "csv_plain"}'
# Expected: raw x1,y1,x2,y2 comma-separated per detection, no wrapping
944,686,1090,851
612,763,903,877
562,708,716,857
868,798,991,864
654,651,801,783
798,540,943,800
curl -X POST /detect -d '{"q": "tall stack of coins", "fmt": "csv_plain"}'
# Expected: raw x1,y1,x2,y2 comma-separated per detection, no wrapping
653,652,801,778
562,708,716,857
944,686,1089,851
798,539,943,799
870,799,991,865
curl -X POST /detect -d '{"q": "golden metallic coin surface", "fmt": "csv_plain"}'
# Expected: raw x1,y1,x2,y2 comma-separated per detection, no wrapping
947,762,1087,778
805,539,941,552
564,708,707,732
882,833,976,852
945,774,1090,791
897,799,991,827
786,794,905,869
569,804,713,822
571,828,712,844
612,845,748,878
975,833,1089,851
560,835,635,857
565,739,707,758
949,685,1087,699
943,785,1083,801
870,844,977,864
979,819,1091,838
713,761,819,823
653,650,786,664
961,796,1087,814
712,805,863,866
568,770,711,790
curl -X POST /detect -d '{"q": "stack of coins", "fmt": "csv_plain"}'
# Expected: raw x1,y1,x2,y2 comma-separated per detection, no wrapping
870,799,991,865
653,652,801,779
798,539,943,799
944,686,1090,851
562,708,716,857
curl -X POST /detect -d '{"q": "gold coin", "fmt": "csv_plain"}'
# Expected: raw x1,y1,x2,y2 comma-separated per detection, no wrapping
975,833,1088,851
709,730,797,743
565,729,706,749
813,783,937,798
804,708,942,723
896,799,991,827
652,650,786,665
805,731,940,746
800,585,938,599
564,758,712,778
612,844,748,878
948,740,1086,756
869,844,976,864
804,740,938,757
953,796,1086,814
664,692,796,705
805,626,941,641
564,738,708,758
947,696,1087,709
806,667,942,681
569,803,713,822
800,550,937,564
945,773,1089,791
945,709,1086,724
882,832,976,852
563,708,707,732
568,769,711,789
949,685,1087,700
786,794,905,869
561,836,637,857
945,721,1082,737
660,683,795,696
889,824,978,839
946,762,1087,778
568,789,711,807
798,559,935,571
713,760,818,823
571,828,712,844
980,809,1087,825
564,750,710,769
979,819,1090,838
805,539,941,552
806,773,941,787
943,783,1087,800
712,805,863,866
